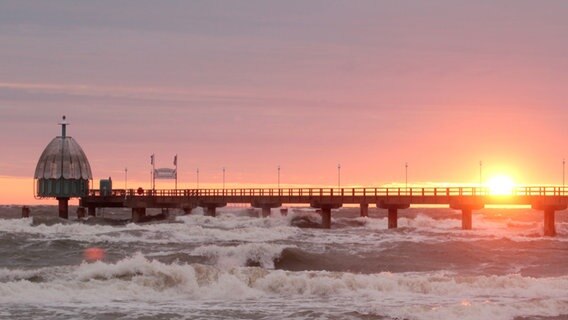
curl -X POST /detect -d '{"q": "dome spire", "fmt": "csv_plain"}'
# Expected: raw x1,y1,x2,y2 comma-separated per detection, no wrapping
58,115,69,138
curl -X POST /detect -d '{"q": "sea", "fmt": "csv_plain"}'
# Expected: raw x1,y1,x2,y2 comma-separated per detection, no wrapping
0,205,567,320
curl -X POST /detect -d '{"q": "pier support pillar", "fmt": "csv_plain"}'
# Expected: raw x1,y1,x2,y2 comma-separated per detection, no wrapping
77,207,86,219
21,206,30,218
321,207,332,229
261,207,271,218
251,201,282,218
206,206,217,217
360,203,369,217
378,202,410,229
310,201,342,229
531,203,565,237
199,202,227,218
544,209,556,237
132,208,146,223
183,207,193,215
88,207,96,217
462,208,472,230
450,200,484,231
388,208,398,229
280,208,288,216
57,197,69,219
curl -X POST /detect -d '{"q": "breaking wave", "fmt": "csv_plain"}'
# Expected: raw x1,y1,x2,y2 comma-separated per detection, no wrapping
0,253,567,320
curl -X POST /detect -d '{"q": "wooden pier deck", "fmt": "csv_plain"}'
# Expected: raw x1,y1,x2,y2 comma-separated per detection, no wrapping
80,186,568,236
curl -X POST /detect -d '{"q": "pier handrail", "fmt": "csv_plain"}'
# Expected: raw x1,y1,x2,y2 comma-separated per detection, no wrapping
88,186,568,198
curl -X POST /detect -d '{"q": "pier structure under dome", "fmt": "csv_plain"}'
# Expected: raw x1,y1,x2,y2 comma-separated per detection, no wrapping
80,187,567,237
31,117,567,237
34,116,93,219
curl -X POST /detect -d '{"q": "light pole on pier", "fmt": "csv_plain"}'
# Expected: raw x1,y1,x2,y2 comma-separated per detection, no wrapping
196,168,199,189
405,162,408,192
337,164,341,189
563,158,565,193
278,165,281,189
124,167,128,190
151,153,155,190
223,167,226,189
479,160,483,190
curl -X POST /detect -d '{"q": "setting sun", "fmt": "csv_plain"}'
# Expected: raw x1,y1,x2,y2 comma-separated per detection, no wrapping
486,175,516,195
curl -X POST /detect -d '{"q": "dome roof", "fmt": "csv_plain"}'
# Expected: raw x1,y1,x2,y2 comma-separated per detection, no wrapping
34,117,92,180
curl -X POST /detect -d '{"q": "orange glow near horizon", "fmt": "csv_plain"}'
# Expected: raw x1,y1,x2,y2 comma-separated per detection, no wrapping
486,175,516,195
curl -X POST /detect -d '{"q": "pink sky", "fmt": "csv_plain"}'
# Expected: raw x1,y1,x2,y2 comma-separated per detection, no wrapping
0,1,567,204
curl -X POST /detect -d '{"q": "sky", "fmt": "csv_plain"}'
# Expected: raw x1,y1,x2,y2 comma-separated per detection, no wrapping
0,0,567,204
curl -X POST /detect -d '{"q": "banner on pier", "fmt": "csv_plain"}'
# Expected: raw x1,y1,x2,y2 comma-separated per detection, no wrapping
154,168,177,179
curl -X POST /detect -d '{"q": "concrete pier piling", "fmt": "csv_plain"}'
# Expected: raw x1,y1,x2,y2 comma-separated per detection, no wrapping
261,207,271,218
450,201,484,230
321,207,332,229
251,201,282,218
21,206,30,218
57,198,69,219
310,201,342,229
77,207,86,219
88,207,96,217
378,202,410,229
544,209,556,237
199,201,227,218
461,208,473,230
132,208,146,222
531,203,566,237
388,208,398,229
360,203,369,217
206,206,217,217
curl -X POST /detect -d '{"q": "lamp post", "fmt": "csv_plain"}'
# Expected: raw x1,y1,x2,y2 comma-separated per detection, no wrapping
563,159,565,194
222,167,226,189
479,160,483,193
405,162,408,193
278,165,281,189
124,167,128,190
196,168,199,189
337,164,341,189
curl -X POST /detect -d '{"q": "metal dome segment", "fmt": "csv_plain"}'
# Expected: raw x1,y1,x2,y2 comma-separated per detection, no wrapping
63,137,92,179
34,136,92,180
34,116,93,216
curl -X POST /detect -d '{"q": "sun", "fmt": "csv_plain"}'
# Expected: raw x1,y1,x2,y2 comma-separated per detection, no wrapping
486,175,515,195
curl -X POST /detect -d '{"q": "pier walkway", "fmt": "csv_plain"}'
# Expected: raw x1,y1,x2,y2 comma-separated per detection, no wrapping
79,186,568,236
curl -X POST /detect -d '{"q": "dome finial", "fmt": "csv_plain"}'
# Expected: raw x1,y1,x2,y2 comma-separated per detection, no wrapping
59,115,69,138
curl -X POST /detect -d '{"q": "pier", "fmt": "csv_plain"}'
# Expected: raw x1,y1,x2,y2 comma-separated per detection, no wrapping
79,186,568,236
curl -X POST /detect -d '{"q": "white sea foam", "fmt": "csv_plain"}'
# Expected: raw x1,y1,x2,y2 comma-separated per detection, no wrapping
192,243,292,269
0,212,300,244
0,254,567,320
357,213,568,243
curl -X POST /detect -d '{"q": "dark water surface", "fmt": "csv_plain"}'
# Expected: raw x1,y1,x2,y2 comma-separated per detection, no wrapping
0,205,567,319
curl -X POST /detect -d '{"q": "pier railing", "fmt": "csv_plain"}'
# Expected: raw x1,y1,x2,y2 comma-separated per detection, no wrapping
88,186,568,198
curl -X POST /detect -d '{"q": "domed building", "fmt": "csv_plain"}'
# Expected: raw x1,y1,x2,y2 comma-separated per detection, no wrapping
34,116,93,218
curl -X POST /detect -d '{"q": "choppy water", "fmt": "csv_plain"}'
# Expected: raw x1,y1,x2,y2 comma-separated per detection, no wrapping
0,206,567,319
